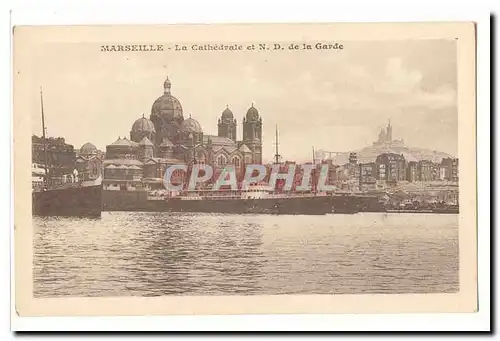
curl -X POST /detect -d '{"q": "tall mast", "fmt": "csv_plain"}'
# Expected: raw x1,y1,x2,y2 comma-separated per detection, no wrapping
274,124,280,164
274,125,279,163
40,87,49,180
312,146,316,194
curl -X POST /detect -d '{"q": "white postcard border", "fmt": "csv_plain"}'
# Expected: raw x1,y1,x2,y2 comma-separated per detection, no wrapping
7,1,491,332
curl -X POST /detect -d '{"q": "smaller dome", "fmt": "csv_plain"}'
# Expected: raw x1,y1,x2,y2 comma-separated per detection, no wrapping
80,142,97,155
181,116,203,134
246,104,259,121
131,115,156,133
222,106,234,120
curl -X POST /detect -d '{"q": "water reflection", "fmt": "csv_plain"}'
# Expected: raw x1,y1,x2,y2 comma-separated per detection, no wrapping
122,214,266,295
33,212,459,297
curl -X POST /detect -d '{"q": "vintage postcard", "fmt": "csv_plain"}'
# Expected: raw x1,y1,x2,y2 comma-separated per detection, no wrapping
13,23,477,316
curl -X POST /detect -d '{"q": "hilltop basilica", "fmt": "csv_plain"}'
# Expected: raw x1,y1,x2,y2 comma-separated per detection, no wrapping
373,119,404,147
92,77,264,190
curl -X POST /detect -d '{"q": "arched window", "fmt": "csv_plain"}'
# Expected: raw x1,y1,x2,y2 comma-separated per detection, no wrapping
217,155,227,166
197,152,206,165
232,157,240,167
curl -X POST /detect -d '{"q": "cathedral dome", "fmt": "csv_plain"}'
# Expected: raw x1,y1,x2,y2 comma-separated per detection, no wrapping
80,142,97,155
151,77,184,122
151,95,183,121
246,104,259,121
222,106,234,120
180,116,203,133
131,115,156,133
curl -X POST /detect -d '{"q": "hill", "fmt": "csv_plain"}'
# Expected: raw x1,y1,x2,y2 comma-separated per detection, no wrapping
327,142,454,165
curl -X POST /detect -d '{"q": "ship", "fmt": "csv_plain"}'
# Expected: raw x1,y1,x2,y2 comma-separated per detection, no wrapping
32,88,102,218
102,185,371,215
144,184,335,215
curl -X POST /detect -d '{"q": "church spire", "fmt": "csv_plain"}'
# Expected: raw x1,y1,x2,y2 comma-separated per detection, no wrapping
387,117,392,141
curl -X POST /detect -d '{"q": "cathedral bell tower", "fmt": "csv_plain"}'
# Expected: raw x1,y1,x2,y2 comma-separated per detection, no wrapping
242,103,263,164
218,106,237,141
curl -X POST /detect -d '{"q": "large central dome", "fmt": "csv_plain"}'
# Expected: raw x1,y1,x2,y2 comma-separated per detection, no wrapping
150,77,184,122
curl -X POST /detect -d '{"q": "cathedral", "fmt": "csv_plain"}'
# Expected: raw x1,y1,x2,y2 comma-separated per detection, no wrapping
373,119,404,147
377,119,393,144
100,77,264,191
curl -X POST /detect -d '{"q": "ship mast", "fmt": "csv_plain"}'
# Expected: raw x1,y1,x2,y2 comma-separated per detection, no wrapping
312,146,316,194
40,87,49,184
273,125,281,164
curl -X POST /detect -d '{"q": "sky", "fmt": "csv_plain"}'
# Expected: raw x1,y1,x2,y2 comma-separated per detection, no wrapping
29,39,457,163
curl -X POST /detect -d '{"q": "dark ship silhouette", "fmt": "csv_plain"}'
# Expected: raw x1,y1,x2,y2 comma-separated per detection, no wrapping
32,88,102,218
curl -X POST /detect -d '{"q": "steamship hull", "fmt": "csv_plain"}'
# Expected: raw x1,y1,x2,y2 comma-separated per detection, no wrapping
102,191,381,215
32,184,102,218
100,189,388,215
158,196,334,215
102,191,333,215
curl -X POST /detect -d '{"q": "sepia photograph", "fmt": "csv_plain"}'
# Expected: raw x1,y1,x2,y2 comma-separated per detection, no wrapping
13,22,477,316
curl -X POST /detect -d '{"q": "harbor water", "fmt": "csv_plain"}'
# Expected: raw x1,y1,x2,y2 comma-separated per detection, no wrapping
33,212,459,297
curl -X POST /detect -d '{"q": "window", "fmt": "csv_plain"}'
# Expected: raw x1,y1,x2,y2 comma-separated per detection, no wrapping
217,155,226,166
232,157,240,167
197,152,206,164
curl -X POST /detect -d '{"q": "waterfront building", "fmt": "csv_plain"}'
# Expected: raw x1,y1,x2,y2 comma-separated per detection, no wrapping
375,153,406,183
335,165,350,182
32,135,76,175
102,137,145,191
439,165,447,180
347,152,360,181
417,160,437,182
432,162,441,181
75,142,103,181
359,162,377,190
440,157,459,181
406,161,419,182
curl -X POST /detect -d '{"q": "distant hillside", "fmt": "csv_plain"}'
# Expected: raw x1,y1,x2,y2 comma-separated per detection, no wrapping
329,143,454,165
